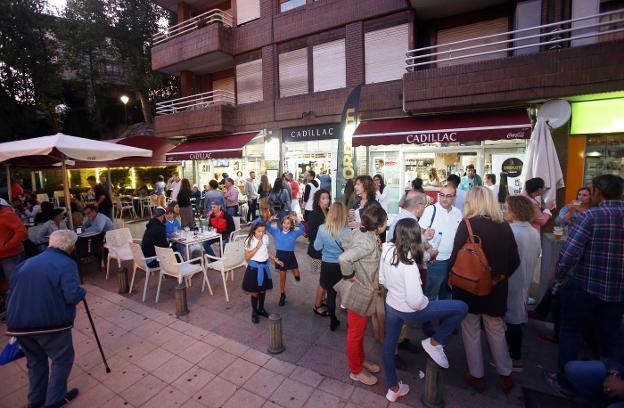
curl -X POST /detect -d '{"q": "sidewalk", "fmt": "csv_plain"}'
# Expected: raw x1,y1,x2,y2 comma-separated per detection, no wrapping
0,284,528,408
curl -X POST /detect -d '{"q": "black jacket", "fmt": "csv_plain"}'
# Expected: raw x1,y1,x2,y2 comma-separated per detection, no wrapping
141,218,169,258
306,208,326,259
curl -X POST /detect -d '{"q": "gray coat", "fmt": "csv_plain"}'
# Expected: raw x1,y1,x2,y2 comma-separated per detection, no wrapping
338,228,381,316
506,221,541,324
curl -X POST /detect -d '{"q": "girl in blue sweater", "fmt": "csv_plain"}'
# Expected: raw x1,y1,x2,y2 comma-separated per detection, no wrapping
267,215,305,306
314,202,350,330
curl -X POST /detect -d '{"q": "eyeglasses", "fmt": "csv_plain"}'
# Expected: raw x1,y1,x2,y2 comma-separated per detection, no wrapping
438,193,456,198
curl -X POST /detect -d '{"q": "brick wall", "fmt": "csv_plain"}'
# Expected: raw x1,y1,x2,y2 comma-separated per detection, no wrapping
403,40,624,114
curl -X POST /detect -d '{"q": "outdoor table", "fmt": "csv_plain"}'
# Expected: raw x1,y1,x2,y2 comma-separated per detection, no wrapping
539,232,565,302
171,230,223,260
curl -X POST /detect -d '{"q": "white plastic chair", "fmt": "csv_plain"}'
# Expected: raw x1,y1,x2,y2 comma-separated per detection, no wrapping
113,218,125,229
114,197,136,219
229,216,242,241
128,243,159,302
154,246,213,303
36,193,50,203
104,228,135,279
203,239,246,302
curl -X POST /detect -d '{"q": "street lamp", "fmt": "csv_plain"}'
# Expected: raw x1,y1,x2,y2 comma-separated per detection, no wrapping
120,95,129,125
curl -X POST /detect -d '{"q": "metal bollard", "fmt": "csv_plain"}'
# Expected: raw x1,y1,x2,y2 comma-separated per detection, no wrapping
267,313,285,354
175,281,189,316
117,266,128,294
422,355,445,408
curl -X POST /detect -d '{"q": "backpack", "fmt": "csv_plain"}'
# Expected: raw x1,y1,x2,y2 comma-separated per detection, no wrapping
268,191,284,212
448,218,498,296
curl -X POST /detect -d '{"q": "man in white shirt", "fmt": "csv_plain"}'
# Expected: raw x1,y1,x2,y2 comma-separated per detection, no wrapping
445,174,465,214
302,170,320,220
244,171,258,222
167,172,181,202
418,185,463,301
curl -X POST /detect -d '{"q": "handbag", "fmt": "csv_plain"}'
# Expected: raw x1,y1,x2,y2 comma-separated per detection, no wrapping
0,337,25,365
370,286,386,343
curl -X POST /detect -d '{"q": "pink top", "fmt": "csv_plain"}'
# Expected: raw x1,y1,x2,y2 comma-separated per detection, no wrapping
224,186,239,207
521,191,551,232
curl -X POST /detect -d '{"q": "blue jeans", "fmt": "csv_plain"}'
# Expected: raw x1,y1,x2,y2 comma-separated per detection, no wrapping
0,252,25,286
225,206,238,217
203,238,227,258
424,259,451,301
565,360,624,408
558,279,624,389
17,330,74,406
382,300,468,388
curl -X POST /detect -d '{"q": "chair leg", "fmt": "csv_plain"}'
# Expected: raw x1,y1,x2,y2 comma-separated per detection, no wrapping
155,272,164,303
106,256,112,280
142,270,150,302
222,271,229,302
202,269,213,295
129,265,137,294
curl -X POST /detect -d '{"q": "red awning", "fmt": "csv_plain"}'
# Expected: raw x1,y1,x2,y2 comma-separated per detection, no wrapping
165,133,258,161
353,110,532,147
72,135,178,168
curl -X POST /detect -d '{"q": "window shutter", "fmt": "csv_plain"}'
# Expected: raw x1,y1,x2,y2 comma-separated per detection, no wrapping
236,59,263,104
313,39,346,92
213,76,235,94
364,24,409,84
436,18,509,67
279,48,308,97
237,0,260,25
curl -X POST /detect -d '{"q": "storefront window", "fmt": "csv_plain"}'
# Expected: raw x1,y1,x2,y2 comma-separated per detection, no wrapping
584,134,624,185
283,139,338,195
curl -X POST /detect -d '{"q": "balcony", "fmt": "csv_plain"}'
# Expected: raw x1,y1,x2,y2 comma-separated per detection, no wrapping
403,10,624,113
151,9,234,74
154,90,236,138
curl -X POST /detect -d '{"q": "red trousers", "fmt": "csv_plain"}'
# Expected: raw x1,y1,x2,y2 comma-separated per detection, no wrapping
346,309,369,374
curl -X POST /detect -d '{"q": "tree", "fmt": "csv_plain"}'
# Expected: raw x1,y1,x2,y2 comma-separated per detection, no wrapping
110,0,176,124
56,0,111,136
0,0,61,140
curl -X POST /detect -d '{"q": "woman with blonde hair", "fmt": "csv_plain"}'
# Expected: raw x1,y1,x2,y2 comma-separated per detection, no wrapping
314,202,350,330
449,186,520,394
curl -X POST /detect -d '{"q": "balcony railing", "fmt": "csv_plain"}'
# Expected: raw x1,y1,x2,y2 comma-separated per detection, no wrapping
152,9,234,45
156,90,235,116
406,9,624,71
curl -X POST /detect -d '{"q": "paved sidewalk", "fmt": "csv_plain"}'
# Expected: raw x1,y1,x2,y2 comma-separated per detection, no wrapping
1,283,530,408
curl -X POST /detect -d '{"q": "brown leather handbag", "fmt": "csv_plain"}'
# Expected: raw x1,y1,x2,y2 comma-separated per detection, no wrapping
449,218,497,296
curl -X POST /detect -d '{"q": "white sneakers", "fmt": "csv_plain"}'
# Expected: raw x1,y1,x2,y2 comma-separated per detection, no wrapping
421,337,449,368
362,360,381,373
386,381,410,402
350,369,378,385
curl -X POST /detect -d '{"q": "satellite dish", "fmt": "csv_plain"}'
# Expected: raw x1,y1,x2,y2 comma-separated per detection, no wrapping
537,99,571,129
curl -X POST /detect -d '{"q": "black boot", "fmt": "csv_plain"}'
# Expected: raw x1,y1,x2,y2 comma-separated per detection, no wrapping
251,296,259,323
330,317,340,331
257,292,269,317
279,293,286,306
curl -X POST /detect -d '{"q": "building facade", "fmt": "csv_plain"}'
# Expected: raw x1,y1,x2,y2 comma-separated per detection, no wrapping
150,0,624,211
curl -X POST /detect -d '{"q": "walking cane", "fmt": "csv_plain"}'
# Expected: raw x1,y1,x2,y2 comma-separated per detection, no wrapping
82,298,111,373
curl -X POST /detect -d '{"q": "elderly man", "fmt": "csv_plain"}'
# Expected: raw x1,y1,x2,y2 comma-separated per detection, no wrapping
6,230,85,408
244,171,258,222
387,192,427,242
203,200,235,257
82,204,113,234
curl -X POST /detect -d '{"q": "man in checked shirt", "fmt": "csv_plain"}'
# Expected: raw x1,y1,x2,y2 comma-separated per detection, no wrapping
545,174,624,397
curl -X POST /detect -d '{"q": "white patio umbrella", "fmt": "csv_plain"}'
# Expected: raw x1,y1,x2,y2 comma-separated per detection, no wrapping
519,118,565,204
0,133,152,229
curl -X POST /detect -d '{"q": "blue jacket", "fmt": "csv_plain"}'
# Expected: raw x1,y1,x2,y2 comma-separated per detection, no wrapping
267,224,305,251
6,248,86,335
314,225,349,263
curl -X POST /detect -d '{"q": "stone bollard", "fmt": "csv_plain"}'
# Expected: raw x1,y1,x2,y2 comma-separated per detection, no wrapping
422,355,445,408
117,266,128,294
175,281,189,316
267,313,285,354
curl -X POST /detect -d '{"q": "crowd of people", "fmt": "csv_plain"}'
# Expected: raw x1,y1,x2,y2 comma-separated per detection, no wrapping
0,165,622,407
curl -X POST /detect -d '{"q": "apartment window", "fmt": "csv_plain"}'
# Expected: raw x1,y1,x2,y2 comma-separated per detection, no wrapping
514,0,541,55
600,0,624,42
313,39,346,92
279,48,308,97
436,18,509,67
571,0,600,46
364,24,409,84
236,59,263,104
237,0,260,25
280,0,306,12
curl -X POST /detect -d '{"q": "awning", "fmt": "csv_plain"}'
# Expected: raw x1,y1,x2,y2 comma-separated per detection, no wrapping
353,110,532,147
73,135,178,168
165,132,258,161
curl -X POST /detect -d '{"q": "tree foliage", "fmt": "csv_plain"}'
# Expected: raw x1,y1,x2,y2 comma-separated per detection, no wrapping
0,0,61,140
